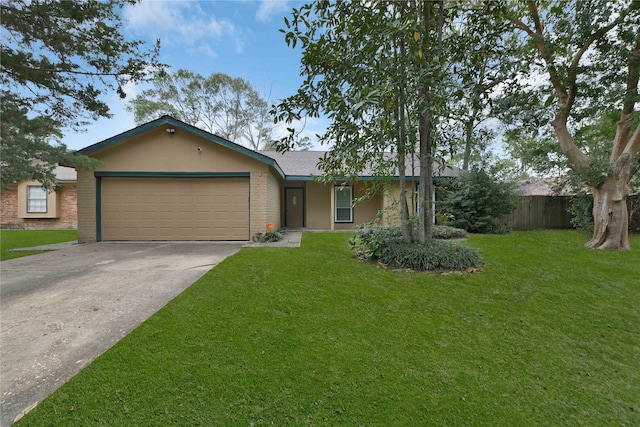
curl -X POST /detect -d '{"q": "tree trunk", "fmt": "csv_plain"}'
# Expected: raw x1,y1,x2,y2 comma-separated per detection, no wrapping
398,161,413,243
416,0,442,244
397,99,413,243
462,118,473,171
586,175,630,250
393,7,413,244
418,113,434,244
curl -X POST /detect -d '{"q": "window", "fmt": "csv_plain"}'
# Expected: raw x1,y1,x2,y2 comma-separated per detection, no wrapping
27,185,47,213
335,186,353,222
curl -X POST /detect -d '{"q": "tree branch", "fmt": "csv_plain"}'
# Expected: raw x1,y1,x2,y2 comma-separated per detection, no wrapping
527,1,544,36
612,34,640,161
623,123,640,161
520,1,570,114
570,6,633,70
569,4,635,125
504,14,535,37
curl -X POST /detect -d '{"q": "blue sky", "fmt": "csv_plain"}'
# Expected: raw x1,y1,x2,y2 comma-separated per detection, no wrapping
65,0,327,151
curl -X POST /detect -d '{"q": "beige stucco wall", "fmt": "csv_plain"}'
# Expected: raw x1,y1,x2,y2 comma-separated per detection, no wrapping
354,182,383,226
303,181,383,230
333,182,383,231
77,127,279,242
306,181,331,229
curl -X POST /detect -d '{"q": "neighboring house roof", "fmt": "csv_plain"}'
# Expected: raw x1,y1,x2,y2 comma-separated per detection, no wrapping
518,179,572,196
53,165,77,182
77,115,459,181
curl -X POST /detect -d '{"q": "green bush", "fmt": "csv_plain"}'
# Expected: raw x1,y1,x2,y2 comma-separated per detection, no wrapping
349,223,467,260
440,168,520,234
379,240,483,271
432,224,467,239
349,222,478,271
568,191,594,235
349,225,403,259
261,231,283,243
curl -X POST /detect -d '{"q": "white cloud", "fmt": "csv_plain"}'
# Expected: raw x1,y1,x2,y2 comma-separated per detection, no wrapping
256,0,290,23
123,1,239,59
196,44,218,60
234,37,245,54
120,79,138,99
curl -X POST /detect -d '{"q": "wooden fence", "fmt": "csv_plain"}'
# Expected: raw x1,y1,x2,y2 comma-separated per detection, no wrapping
501,196,573,231
501,194,640,232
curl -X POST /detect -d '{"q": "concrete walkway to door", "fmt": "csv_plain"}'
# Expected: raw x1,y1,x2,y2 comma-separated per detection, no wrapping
0,241,242,426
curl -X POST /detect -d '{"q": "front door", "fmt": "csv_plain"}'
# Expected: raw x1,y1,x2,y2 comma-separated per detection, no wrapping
285,188,304,228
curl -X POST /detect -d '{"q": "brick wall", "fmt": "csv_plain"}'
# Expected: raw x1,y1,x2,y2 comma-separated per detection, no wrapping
0,184,77,229
250,171,267,236
266,172,281,230
0,186,19,227
77,169,96,242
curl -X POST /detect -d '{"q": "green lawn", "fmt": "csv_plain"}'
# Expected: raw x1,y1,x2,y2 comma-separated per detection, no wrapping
0,229,78,260
17,231,640,426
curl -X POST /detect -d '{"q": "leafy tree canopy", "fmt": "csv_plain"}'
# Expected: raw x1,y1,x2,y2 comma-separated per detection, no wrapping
1,0,164,189
127,69,275,150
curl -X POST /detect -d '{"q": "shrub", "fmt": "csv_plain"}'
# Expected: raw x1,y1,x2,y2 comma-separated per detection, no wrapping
440,167,520,234
349,224,403,259
349,223,467,260
261,230,283,243
432,224,467,240
349,222,478,271
379,240,483,271
568,191,594,235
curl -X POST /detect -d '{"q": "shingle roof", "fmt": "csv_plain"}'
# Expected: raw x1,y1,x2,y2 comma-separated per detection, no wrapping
518,179,573,196
53,165,77,182
259,150,460,179
258,151,325,177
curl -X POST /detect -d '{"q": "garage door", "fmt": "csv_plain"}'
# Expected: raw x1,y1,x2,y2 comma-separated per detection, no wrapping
101,177,249,241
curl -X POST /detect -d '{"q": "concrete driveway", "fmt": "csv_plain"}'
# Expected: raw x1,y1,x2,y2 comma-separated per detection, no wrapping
0,241,243,426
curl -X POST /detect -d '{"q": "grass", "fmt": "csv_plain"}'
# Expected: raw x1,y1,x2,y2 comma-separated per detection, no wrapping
17,231,640,426
0,229,78,260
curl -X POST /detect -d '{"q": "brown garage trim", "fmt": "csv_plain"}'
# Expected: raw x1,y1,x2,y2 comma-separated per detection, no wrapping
95,171,250,241
95,171,250,178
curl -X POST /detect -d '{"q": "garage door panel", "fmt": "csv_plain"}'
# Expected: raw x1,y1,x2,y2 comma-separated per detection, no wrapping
101,177,249,241
179,194,195,204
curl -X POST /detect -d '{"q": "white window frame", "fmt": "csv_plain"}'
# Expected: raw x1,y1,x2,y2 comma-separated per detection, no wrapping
334,186,353,223
27,185,47,213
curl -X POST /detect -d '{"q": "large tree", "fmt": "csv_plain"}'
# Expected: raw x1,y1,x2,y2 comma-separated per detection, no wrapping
274,0,460,244
0,93,95,190
1,0,163,189
443,6,514,171
497,0,640,249
128,69,274,150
